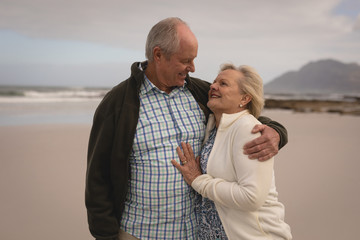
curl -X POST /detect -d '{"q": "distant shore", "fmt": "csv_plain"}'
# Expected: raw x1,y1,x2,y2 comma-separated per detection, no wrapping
265,97,360,116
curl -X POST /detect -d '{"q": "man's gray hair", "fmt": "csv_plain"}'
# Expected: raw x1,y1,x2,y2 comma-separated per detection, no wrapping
145,17,188,61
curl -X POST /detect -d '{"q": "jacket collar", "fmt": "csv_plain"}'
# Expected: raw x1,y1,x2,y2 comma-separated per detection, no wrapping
218,110,250,131
131,61,194,92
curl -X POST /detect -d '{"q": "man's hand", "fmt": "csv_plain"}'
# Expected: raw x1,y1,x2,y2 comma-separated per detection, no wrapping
243,124,280,161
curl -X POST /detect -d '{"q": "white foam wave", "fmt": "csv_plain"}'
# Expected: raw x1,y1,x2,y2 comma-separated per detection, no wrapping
0,88,107,103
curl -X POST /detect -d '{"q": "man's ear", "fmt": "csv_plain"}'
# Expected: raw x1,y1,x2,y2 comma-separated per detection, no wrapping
153,47,162,63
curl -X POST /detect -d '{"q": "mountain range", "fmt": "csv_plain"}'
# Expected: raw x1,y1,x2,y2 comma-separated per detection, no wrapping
264,59,360,95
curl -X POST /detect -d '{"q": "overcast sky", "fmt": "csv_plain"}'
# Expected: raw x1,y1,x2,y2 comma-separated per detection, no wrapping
0,0,359,87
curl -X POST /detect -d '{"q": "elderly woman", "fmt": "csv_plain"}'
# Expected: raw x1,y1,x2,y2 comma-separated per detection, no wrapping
172,64,292,240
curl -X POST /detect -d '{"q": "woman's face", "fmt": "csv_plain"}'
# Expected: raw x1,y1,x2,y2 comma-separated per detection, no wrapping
207,69,245,114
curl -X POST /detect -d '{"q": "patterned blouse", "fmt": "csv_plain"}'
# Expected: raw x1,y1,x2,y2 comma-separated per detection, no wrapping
196,127,228,240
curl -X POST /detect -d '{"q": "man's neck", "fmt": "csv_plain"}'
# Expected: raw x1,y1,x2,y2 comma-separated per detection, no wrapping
144,63,174,94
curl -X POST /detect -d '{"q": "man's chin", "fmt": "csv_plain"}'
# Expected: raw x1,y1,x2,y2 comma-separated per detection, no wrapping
176,79,186,86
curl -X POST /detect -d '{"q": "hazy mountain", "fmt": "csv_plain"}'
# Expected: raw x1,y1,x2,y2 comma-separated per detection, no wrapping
264,59,360,94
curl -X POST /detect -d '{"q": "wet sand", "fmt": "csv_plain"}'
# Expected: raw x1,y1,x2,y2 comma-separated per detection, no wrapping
0,110,359,239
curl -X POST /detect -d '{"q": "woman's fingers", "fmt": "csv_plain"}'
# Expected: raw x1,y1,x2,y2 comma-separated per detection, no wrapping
181,142,190,160
195,156,200,165
187,143,195,160
172,145,202,186
171,159,182,170
180,142,195,162
176,146,186,162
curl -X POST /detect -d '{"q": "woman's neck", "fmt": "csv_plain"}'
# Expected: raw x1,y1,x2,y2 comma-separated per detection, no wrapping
213,109,246,128
214,112,222,128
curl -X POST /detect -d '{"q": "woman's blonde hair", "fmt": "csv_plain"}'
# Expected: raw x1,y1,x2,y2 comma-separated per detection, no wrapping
220,63,264,118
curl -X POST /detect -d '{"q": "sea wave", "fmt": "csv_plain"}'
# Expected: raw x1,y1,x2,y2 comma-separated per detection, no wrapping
2,85,359,104
0,86,108,103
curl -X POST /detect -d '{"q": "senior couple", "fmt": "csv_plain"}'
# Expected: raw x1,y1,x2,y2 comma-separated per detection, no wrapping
86,17,292,240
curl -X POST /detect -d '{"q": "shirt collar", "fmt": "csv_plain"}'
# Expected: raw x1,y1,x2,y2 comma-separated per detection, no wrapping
140,74,156,95
140,72,187,96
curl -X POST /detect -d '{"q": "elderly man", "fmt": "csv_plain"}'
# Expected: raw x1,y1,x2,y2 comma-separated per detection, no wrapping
86,17,287,240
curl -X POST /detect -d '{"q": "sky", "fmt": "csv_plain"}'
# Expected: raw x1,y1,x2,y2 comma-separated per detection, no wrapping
0,0,359,87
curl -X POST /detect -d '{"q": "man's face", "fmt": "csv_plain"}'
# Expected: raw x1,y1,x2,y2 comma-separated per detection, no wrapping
156,25,198,92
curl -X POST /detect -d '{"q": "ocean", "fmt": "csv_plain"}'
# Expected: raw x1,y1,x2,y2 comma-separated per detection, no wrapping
0,86,108,126
2,85,359,126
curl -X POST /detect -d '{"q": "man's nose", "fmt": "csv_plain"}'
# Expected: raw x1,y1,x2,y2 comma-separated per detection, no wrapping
187,61,195,72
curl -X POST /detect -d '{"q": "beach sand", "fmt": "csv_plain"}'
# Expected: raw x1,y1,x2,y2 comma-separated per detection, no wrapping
0,110,359,239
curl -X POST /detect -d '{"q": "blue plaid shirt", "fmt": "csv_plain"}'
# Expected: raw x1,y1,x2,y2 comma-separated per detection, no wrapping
120,75,206,239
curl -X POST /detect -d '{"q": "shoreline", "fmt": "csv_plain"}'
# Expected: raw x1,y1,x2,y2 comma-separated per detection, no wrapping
265,98,360,116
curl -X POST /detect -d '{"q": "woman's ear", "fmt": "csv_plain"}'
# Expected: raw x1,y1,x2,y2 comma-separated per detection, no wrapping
242,94,252,106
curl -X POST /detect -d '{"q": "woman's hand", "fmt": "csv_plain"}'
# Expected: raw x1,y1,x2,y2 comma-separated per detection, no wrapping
171,142,202,185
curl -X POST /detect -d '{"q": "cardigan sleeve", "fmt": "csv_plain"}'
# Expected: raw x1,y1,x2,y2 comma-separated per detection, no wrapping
192,119,274,211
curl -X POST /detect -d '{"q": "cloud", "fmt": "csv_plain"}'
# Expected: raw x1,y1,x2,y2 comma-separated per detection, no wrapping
0,0,354,46
0,63,128,87
0,0,359,85
354,14,360,31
